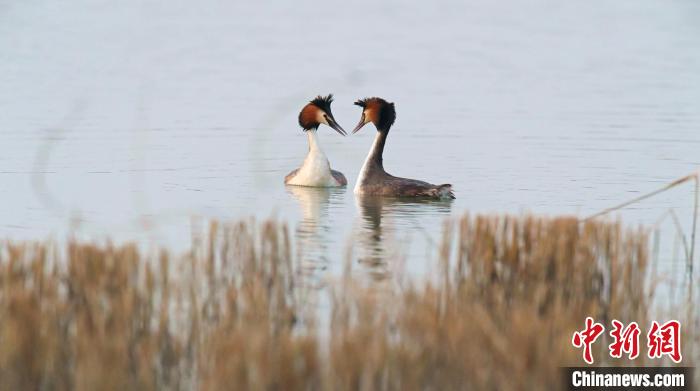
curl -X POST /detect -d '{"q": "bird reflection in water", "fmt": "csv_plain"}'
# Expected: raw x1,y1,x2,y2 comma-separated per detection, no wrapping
285,185,345,288
354,195,453,280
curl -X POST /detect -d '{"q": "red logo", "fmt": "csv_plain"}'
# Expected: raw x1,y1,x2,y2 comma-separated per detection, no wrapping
572,318,682,364
572,317,605,364
647,320,682,363
608,320,640,360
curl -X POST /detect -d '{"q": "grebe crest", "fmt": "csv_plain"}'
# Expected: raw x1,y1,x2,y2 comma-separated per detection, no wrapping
353,97,396,134
298,94,346,135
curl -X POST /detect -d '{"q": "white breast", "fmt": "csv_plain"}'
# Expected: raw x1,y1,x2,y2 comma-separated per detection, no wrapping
287,131,340,187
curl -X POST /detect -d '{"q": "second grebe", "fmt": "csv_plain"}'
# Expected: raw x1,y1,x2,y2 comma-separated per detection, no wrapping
285,94,348,187
352,97,455,199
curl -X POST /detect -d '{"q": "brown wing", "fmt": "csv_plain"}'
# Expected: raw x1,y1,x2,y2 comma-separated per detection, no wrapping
418,184,455,199
284,168,299,184
331,170,347,186
387,177,433,196
386,178,455,199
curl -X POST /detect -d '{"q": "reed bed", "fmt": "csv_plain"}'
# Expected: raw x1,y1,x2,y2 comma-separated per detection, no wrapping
0,215,694,390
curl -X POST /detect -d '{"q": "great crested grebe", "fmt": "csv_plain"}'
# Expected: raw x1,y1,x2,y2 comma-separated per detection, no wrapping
352,97,455,199
285,94,348,187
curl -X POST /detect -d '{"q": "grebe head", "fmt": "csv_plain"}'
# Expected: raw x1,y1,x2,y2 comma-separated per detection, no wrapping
352,97,396,134
298,94,347,136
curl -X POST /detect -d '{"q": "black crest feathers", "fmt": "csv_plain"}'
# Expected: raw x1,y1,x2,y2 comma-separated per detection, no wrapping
310,94,334,114
354,98,369,108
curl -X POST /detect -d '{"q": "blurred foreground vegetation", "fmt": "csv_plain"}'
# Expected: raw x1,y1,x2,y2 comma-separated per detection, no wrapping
0,215,695,390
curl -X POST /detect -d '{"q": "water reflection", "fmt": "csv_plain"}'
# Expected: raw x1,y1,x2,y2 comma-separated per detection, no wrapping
286,186,345,287
354,195,453,280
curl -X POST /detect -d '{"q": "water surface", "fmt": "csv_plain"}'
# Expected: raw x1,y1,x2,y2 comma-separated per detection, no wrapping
1,0,699,284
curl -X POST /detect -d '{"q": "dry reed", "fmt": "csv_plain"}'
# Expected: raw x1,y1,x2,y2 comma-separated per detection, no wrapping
0,215,694,390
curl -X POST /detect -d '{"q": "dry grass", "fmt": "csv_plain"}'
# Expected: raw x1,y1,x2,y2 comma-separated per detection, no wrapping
0,215,694,390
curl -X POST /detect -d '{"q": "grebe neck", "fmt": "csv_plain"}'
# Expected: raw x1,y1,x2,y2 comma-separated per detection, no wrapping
367,129,389,168
306,129,323,153
355,128,390,193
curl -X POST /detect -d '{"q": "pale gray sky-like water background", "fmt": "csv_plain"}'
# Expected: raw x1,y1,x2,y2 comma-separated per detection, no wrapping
1,0,699,293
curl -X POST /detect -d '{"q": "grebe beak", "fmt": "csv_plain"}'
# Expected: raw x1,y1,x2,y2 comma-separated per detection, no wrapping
352,113,367,134
326,115,347,136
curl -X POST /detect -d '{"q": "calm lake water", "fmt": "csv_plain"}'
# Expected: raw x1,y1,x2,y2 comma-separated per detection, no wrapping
1,0,699,284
